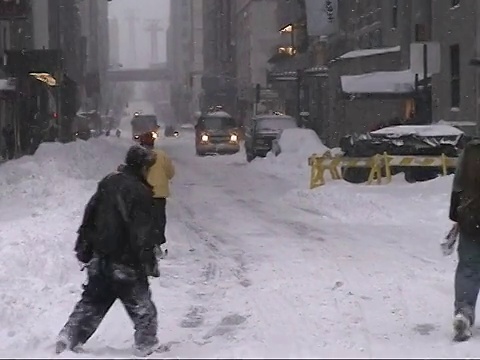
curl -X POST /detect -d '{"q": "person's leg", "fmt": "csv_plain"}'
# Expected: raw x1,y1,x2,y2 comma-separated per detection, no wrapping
153,198,167,245
453,233,480,341
118,274,158,355
56,264,116,352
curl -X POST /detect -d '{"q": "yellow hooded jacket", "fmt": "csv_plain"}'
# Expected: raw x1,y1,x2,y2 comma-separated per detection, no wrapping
147,149,175,198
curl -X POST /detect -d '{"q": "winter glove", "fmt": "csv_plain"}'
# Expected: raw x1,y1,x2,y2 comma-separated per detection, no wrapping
74,230,93,264
144,260,160,278
441,223,459,256
141,250,160,278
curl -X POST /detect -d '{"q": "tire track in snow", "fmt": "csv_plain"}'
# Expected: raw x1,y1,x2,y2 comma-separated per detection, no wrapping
171,155,374,356
236,189,454,356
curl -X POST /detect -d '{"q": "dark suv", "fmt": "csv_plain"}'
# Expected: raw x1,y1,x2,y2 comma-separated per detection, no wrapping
244,114,297,162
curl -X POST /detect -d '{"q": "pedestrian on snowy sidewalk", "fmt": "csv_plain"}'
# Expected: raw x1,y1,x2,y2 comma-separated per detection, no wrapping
139,131,175,258
448,139,480,342
56,145,161,356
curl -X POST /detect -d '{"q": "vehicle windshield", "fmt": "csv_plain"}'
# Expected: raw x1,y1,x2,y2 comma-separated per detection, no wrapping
201,117,236,130
256,118,297,131
131,115,158,133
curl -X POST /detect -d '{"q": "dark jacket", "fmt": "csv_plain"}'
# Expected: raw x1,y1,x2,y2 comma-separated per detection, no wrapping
449,151,464,222
74,165,156,273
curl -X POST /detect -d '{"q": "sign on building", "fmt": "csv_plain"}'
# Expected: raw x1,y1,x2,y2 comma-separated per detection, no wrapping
0,0,29,20
305,0,338,37
410,42,441,75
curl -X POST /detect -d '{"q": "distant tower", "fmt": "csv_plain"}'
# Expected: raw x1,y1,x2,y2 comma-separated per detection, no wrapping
126,9,138,66
145,19,164,65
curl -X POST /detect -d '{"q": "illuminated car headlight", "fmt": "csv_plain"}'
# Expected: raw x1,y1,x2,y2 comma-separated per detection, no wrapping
201,134,209,142
152,132,158,139
134,135,139,139
230,134,238,142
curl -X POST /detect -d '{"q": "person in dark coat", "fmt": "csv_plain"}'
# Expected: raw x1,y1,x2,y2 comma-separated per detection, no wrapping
449,139,480,342
56,145,160,356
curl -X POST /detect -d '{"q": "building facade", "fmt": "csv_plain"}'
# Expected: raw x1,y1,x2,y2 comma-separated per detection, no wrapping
201,0,236,116
167,0,193,123
190,0,204,117
0,0,110,159
235,0,280,121
266,0,435,146
431,0,477,130
108,18,120,67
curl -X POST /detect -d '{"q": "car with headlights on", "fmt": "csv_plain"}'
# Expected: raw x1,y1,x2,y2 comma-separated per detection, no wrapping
195,110,240,156
244,114,298,162
131,113,160,142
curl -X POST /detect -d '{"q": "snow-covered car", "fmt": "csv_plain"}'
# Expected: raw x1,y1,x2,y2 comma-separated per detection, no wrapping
271,128,330,158
340,124,467,183
244,114,297,162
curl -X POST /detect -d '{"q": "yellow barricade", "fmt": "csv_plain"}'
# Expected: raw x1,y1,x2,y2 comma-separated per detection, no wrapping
382,153,458,183
309,152,458,189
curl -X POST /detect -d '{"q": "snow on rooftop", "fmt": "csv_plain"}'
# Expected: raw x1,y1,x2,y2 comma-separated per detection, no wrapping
339,46,401,60
254,113,295,120
341,69,426,94
205,110,232,118
370,124,464,137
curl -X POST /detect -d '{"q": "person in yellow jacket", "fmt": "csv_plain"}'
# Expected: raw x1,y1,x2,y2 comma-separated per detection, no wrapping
139,132,175,257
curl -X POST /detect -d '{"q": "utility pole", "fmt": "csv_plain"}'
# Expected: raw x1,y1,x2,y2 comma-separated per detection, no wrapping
145,19,163,65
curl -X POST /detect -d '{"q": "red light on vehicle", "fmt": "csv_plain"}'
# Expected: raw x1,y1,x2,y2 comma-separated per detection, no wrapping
53,112,58,119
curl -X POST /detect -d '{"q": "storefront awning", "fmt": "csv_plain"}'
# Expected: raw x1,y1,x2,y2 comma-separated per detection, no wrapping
341,69,427,95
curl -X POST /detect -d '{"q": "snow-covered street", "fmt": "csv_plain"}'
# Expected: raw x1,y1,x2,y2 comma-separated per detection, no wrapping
0,111,476,358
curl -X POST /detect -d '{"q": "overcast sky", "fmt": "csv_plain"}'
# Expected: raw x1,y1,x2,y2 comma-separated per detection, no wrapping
108,0,170,68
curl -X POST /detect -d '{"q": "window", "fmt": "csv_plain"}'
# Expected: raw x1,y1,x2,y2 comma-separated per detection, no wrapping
451,0,460,7
450,44,460,107
392,0,398,28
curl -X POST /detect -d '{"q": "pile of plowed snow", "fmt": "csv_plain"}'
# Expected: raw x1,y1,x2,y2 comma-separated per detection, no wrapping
282,173,453,227
0,138,126,203
250,128,332,186
0,138,128,352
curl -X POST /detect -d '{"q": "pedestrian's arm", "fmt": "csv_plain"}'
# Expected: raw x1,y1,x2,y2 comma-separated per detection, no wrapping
449,190,460,222
75,190,100,263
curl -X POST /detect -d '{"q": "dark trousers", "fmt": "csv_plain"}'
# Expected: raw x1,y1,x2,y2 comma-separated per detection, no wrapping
152,198,167,245
455,233,480,325
59,258,158,350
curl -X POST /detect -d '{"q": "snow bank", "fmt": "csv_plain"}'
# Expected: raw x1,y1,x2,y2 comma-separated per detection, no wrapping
250,128,331,186
0,138,125,210
0,138,127,351
283,174,453,227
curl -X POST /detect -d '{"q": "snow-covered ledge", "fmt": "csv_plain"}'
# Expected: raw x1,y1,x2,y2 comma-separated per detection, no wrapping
341,69,428,94
339,46,401,60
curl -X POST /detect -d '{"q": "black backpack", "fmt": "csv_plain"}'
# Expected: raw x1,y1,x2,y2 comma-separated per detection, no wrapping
458,192,480,235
